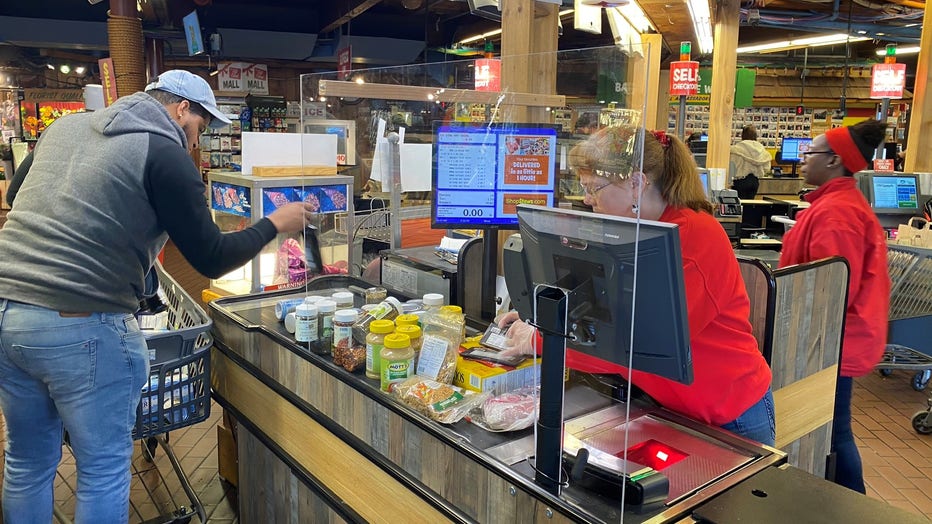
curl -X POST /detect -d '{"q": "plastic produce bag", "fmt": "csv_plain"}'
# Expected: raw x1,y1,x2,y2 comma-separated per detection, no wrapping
393,377,489,424
468,386,539,432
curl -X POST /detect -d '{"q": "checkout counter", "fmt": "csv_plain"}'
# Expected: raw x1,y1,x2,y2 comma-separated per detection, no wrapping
208,271,926,523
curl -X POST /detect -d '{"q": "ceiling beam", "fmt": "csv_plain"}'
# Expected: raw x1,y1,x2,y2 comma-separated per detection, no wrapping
319,0,385,34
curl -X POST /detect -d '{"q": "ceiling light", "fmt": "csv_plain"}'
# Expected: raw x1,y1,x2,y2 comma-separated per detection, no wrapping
59,64,71,74
354,76,365,84
685,0,713,54
737,33,868,54
614,3,654,33
559,9,575,16
74,66,87,75
459,28,503,45
875,46,920,56
47,63,55,70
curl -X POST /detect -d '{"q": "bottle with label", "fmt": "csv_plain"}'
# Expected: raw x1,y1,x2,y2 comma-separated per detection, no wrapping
366,319,395,380
316,299,336,353
352,297,402,344
332,291,355,310
380,333,413,392
294,303,319,348
395,324,422,363
395,314,419,328
332,309,357,354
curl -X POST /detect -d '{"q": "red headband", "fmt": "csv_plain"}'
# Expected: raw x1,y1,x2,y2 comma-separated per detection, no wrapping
825,126,867,173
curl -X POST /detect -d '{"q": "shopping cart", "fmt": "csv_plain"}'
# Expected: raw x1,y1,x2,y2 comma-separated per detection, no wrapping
877,243,932,390
54,261,212,524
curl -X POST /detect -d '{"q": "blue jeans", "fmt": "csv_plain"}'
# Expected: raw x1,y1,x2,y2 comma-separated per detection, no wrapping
720,388,776,446
830,376,865,493
0,299,149,524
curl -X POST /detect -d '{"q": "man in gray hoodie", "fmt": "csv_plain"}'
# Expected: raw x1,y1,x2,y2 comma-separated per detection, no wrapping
0,70,313,523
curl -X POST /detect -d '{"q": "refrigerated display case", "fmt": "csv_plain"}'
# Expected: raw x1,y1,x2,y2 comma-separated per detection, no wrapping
207,171,354,295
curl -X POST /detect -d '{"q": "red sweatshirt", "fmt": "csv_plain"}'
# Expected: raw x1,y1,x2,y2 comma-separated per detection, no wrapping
566,206,772,426
779,177,890,377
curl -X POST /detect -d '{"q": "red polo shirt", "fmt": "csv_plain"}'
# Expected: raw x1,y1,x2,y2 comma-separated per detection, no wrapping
779,177,890,377
566,206,772,426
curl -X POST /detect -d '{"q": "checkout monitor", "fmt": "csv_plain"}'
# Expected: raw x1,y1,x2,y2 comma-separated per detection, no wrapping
510,205,693,384
864,173,920,214
431,122,559,230
777,136,813,163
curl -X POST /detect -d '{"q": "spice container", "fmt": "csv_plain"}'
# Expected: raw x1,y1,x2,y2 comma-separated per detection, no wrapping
316,299,336,353
294,303,318,344
395,325,422,362
422,293,445,310
380,333,413,392
332,291,355,310
352,297,403,344
365,286,388,304
333,309,365,371
366,319,395,380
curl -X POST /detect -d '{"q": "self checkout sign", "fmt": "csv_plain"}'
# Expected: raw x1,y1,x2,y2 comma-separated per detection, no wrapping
670,43,699,96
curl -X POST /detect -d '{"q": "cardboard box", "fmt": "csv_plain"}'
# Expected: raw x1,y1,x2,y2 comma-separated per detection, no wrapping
217,424,238,487
453,356,540,395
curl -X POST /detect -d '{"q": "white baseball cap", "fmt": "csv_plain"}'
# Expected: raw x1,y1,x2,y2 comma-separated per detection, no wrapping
145,70,231,128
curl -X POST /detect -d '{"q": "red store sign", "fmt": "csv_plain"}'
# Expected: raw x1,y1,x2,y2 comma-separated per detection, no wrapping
669,61,700,96
870,63,906,99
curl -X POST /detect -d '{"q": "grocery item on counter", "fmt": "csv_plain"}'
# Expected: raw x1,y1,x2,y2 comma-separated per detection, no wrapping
392,377,488,424
395,314,419,328
365,286,388,304
332,291,355,310
332,309,357,355
317,299,336,353
365,319,395,380
380,333,414,392
415,305,464,384
395,325,422,362
468,387,539,432
352,297,402,344
274,298,304,321
333,344,366,372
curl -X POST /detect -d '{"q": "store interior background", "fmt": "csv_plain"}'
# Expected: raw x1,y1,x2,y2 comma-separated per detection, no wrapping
1,0,932,522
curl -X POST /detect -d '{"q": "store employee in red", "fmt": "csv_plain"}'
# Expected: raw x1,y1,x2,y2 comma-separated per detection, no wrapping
779,119,890,493
500,126,774,445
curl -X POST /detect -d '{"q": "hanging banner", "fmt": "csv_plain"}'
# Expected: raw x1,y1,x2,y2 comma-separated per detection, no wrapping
474,59,501,91
98,58,118,106
217,62,268,95
669,61,700,96
337,46,352,81
870,63,906,99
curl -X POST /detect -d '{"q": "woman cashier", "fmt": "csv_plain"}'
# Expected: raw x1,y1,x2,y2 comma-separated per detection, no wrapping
499,126,774,445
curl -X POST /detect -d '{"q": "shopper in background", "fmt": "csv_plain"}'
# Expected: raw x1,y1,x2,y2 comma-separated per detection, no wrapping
778,118,890,493
499,126,775,445
729,124,771,199
0,70,314,523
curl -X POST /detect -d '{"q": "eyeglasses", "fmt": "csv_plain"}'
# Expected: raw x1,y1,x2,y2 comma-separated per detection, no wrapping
801,150,834,157
582,182,613,196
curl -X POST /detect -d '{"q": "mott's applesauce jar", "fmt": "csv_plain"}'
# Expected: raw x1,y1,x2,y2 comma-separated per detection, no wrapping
380,333,413,392
395,314,419,328
395,324,422,361
366,320,395,380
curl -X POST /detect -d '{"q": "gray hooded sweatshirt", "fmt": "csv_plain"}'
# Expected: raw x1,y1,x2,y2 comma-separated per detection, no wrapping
0,92,277,313
729,140,772,180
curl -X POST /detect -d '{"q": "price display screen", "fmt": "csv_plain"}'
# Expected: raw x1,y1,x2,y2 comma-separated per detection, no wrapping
431,122,558,229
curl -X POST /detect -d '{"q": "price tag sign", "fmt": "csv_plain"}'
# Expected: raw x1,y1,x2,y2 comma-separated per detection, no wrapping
873,158,895,172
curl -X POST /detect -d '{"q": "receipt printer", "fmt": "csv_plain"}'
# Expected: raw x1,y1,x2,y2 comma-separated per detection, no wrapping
712,189,743,217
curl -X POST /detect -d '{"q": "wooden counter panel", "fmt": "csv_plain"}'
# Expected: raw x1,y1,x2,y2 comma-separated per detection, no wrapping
210,317,579,523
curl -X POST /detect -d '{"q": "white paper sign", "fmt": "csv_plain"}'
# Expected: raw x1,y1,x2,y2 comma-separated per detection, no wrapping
241,132,337,174
399,143,433,192
370,118,388,183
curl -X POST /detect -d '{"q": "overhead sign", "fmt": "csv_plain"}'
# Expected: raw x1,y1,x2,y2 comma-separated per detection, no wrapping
873,159,895,172
218,62,268,95
870,63,906,99
337,46,352,81
98,58,118,106
22,88,85,103
474,58,501,91
669,61,700,96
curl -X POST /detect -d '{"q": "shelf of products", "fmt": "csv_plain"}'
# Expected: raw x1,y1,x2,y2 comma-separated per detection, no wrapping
199,98,245,171
667,105,815,148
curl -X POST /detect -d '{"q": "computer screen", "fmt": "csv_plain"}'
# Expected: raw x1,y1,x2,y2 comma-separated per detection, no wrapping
508,205,693,384
778,137,813,163
698,170,710,199
182,10,205,57
869,174,920,213
431,122,558,230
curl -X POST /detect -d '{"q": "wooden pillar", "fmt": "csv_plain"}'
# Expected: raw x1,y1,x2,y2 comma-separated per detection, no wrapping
904,5,932,173
706,0,740,170
627,33,663,130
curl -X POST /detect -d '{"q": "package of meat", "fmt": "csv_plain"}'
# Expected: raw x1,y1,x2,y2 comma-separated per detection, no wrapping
274,238,307,284
468,387,539,432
